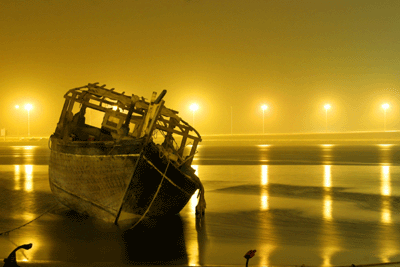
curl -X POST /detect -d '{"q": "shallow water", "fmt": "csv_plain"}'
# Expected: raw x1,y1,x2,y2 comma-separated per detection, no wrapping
1,143,400,266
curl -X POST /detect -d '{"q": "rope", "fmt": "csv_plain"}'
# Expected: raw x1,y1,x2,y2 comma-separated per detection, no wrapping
0,203,58,236
107,140,119,155
143,155,190,196
333,262,400,267
159,147,166,160
128,160,171,229
154,125,179,151
298,262,400,267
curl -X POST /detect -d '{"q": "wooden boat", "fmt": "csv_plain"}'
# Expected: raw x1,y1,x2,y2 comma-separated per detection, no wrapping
49,83,205,225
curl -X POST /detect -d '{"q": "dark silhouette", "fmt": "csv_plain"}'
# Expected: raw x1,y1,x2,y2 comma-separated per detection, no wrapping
3,243,32,267
244,249,256,267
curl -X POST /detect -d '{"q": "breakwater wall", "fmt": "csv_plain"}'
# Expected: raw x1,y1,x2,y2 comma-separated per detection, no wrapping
201,131,400,145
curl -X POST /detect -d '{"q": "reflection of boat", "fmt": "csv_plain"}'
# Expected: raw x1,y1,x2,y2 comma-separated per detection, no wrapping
122,215,189,264
49,83,205,225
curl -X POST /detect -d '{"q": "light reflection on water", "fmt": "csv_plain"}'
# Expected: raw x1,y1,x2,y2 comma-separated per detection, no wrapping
381,166,391,225
187,144,400,265
261,165,268,211
321,144,334,165
14,165,20,190
381,166,391,197
11,146,36,159
13,164,33,192
379,144,393,166
259,165,276,266
24,165,33,192
323,165,332,221
260,142,270,247
3,144,400,265
322,164,340,266
377,164,398,262
184,165,200,266
11,145,37,150
0,162,44,262
14,164,35,222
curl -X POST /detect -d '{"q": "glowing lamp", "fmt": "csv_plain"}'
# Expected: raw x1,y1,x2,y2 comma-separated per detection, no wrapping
190,103,199,112
382,103,389,110
24,104,33,111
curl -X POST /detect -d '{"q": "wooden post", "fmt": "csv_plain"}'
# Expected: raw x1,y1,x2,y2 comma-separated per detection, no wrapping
178,128,189,158
187,139,199,166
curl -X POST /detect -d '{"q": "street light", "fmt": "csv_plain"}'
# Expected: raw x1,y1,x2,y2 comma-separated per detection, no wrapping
24,104,33,137
261,104,268,134
324,104,331,132
382,103,390,131
231,106,233,135
15,105,20,138
190,103,199,126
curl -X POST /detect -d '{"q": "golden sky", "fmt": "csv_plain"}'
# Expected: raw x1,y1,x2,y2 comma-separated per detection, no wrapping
1,0,400,135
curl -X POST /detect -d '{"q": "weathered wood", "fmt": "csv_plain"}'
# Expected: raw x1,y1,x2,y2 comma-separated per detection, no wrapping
49,83,205,225
113,148,145,224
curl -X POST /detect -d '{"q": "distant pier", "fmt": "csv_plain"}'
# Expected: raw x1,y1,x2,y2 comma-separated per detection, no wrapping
201,131,400,145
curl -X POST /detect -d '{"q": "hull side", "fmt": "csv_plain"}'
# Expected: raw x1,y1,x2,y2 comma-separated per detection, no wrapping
49,150,138,221
122,142,198,217
49,139,199,222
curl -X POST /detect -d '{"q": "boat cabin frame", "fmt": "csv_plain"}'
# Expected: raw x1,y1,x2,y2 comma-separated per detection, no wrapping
52,83,202,166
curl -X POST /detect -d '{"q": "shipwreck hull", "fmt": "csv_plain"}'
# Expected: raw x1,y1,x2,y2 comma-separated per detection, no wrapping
48,83,204,225
121,142,198,217
49,138,198,222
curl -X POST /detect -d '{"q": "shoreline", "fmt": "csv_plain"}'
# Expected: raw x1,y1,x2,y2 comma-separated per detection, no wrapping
1,131,400,146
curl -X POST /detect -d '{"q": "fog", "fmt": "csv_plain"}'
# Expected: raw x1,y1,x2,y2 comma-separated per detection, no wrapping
1,0,400,136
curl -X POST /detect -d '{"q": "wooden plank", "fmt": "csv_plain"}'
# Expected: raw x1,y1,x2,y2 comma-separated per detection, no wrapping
113,149,144,225
155,124,201,141
178,128,190,157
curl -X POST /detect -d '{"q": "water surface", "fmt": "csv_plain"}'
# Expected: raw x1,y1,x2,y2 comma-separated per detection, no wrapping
0,143,400,266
